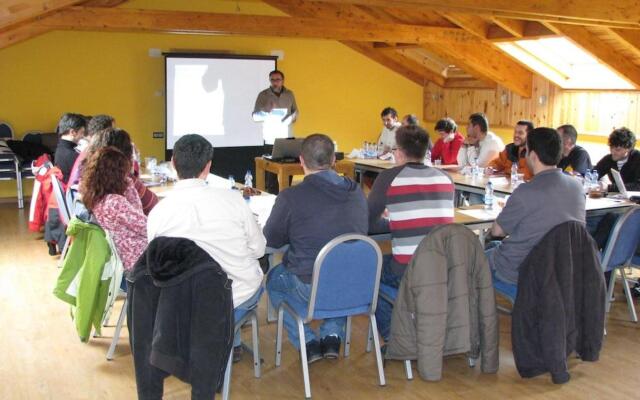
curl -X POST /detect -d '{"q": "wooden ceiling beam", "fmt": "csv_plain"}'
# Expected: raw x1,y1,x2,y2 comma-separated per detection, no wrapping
491,17,525,38
439,11,489,39
40,6,478,45
488,21,557,41
309,0,640,27
551,23,640,88
444,78,498,89
0,0,83,30
608,28,640,58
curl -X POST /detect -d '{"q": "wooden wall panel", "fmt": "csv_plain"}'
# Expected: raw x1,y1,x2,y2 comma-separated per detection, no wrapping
424,75,640,135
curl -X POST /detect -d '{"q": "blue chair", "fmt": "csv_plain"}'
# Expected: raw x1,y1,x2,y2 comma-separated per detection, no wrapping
493,277,518,314
274,234,385,399
221,300,261,400
600,206,640,322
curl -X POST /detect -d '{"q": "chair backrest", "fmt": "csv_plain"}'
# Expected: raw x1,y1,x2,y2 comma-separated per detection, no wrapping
306,234,382,322
0,121,13,139
600,206,640,271
51,174,71,225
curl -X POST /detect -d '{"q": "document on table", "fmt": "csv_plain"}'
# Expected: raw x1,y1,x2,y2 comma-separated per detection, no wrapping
248,193,276,228
457,207,502,220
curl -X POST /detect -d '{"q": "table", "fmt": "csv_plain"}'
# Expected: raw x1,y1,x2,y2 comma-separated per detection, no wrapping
254,157,355,192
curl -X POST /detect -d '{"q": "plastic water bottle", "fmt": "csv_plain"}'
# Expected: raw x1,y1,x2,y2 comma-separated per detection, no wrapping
228,175,235,189
584,170,593,193
424,149,432,166
510,163,519,186
591,169,599,184
244,170,253,188
484,181,494,209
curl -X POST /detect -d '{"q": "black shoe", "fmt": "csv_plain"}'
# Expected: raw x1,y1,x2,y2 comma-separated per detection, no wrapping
305,340,323,364
321,335,341,359
232,345,243,363
48,242,57,256
631,282,640,298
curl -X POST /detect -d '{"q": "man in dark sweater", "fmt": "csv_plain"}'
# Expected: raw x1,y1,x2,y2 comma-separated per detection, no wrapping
594,127,640,192
54,113,87,184
557,124,592,176
264,133,367,363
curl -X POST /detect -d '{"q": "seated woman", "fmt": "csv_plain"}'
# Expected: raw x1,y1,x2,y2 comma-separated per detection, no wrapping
431,117,464,165
80,146,147,271
74,128,158,215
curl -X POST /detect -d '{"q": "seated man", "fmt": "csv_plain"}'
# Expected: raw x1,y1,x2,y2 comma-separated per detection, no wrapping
457,112,504,168
54,113,87,184
264,133,367,363
488,120,534,181
487,128,585,286
594,127,640,192
368,125,455,340
557,124,592,176
147,134,266,360
378,107,401,152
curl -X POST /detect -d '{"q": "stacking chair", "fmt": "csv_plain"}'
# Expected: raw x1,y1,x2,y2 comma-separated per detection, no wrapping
493,278,518,314
103,232,126,360
51,174,72,265
273,234,385,399
600,206,640,322
221,297,262,400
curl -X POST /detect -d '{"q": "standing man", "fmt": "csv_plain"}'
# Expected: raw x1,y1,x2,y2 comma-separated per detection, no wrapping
378,107,401,151
488,120,534,180
253,69,298,145
487,128,585,286
264,134,367,363
557,124,592,176
457,112,504,168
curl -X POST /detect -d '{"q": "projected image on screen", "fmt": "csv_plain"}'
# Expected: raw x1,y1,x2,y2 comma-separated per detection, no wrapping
166,55,277,149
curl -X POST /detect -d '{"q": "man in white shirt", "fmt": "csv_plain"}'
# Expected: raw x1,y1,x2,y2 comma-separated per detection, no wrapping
457,112,504,168
147,134,266,360
378,107,401,151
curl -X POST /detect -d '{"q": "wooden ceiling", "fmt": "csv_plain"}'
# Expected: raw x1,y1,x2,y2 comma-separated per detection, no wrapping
2,0,640,97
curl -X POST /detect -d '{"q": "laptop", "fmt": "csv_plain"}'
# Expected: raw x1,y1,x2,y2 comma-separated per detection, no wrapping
264,138,304,162
610,169,640,199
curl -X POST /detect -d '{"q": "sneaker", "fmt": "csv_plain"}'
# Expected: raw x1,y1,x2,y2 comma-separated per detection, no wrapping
232,345,243,363
632,282,640,298
48,242,58,256
305,340,323,364
321,335,341,359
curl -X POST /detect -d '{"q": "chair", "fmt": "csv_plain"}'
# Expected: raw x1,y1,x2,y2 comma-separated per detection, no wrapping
103,231,126,360
273,234,385,399
221,302,262,400
50,174,71,265
0,121,14,139
493,277,518,314
600,206,640,322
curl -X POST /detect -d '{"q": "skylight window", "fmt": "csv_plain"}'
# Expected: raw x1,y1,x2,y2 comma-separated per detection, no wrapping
496,37,635,90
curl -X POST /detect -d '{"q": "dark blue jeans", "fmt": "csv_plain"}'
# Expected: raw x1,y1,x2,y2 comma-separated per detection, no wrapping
375,255,402,342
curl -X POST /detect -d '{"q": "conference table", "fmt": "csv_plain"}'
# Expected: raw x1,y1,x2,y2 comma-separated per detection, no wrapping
254,157,355,192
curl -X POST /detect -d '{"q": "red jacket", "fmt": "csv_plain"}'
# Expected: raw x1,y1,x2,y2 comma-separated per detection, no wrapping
431,132,464,165
28,155,63,232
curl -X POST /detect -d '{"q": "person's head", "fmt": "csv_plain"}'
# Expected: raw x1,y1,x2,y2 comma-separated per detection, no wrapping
401,114,419,127
80,146,131,211
87,115,115,138
57,113,87,143
269,70,285,93
514,120,534,147
525,127,562,174
434,117,457,139
172,134,213,179
394,125,431,165
300,134,335,174
557,124,578,156
381,107,398,130
87,128,133,160
608,127,636,161
467,112,489,143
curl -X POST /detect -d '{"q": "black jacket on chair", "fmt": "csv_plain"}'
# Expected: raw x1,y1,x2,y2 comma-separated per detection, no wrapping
128,237,234,400
512,221,605,384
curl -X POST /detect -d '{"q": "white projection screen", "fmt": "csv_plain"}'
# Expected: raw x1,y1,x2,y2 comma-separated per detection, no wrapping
165,54,277,149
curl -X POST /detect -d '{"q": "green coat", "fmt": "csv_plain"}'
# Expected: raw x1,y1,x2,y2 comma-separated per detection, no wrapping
53,217,113,342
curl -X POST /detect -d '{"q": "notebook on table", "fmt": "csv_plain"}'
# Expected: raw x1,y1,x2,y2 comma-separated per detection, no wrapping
611,169,640,199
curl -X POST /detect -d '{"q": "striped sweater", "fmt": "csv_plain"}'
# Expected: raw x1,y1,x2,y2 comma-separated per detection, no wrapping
368,162,455,276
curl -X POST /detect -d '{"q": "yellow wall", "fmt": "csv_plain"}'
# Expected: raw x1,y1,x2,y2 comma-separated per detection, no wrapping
0,1,423,198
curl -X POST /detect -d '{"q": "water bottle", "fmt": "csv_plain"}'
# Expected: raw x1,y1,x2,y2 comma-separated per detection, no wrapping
424,149,432,166
510,163,519,186
228,175,235,189
244,170,253,188
584,170,593,193
484,181,494,209
591,169,599,184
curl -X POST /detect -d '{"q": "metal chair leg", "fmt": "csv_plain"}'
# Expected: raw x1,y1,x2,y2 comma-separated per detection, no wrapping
297,318,312,399
106,298,127,361
369,314,386,386
606,269,617,313
57,236,71,268
365,323,373,353
404,360,413,380
251,312,261,378
222,347,233,400
344,316,352,357
275,306,284,367
620,268,638,322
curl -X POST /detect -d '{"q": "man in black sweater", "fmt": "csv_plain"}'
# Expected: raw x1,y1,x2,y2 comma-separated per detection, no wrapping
595,127,640,192
264,133,367,363
54,113,87,184
557,124,592,176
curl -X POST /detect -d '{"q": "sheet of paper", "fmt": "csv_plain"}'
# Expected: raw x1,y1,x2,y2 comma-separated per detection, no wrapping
457,207,502,220
206,173,233,189
248,193,276,227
